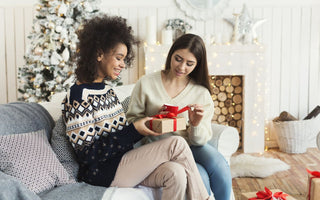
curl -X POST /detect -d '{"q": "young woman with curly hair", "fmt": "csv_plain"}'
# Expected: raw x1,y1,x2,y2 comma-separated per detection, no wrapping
62,15,212,200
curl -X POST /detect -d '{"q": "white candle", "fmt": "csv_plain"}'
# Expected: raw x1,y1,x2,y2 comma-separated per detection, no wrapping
161,29,172,45
146,16,157,44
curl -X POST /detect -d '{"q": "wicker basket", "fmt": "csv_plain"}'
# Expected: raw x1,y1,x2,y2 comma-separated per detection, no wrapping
273,119,318,153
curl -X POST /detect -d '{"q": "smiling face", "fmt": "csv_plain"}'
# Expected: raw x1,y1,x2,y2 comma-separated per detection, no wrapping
96,43,127,82
169,48,197,79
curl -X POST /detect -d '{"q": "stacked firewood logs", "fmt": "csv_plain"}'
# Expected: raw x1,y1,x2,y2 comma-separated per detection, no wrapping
209,75,243,147
273,105,320,122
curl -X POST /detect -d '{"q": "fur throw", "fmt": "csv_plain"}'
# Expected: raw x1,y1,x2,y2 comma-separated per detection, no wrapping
230,154,290,178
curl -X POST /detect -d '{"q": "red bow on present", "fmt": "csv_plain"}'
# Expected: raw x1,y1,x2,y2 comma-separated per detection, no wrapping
153,106,190,119
306,168,320,177
248,187,288,200
150,106,190,131
306,168,320,200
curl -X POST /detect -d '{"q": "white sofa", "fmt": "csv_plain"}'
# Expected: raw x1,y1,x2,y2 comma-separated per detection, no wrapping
40,84,240,200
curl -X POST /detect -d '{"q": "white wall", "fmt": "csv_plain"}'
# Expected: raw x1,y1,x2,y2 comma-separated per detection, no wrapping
0,0,320,148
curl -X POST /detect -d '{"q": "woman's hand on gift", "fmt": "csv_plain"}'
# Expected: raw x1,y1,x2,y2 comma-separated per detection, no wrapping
158,105,169,115
187,104,204,127
133,117,163,136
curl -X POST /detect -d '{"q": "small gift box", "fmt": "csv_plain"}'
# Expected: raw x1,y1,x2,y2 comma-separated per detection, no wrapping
147,105,189,133
241,187,296,200
148,117,186,133
306,169,320,200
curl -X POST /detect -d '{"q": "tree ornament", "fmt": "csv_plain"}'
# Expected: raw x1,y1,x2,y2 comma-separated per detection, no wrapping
59,61,65,68
48,21,55,29
62,48,70,61
70,43,77,50
50,52,62,65
23,93,30,99
58,3,68,16
35,4,42,11
34,46,43,56
83,2,93,12
34,23,41,33
56,76,62,83
55,25,62,33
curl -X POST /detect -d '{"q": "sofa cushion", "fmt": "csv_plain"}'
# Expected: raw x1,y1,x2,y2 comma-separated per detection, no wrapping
39,182,107,200
113,84,135,102
0,171,41,200
0,129,76,194
0,102,54,139
51,116,79,180
121,96,131,113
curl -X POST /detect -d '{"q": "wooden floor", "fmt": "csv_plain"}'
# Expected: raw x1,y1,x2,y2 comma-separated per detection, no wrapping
232,147,320,200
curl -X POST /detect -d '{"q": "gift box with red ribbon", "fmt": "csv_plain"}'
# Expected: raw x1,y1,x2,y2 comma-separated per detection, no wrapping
147,105,189,133
306,169,320,200
241,187,296,200
148,117,186,133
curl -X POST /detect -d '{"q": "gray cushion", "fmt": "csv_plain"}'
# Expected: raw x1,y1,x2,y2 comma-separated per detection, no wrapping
0,171,41,200
0,102,54,139
39,182,107,200
51,116,79,180
121,96,131,113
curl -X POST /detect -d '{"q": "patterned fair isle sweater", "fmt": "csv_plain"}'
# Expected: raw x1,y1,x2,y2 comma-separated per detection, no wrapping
62,82,143,187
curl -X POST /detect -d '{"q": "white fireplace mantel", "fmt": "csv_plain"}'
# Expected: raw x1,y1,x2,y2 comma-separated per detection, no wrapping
144,44,267,153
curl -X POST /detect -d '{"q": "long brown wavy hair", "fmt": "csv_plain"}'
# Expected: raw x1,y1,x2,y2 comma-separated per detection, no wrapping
164,34,211,94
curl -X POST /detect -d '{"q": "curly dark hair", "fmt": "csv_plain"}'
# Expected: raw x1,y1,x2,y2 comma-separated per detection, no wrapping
164,34,211,94
75,14,137,83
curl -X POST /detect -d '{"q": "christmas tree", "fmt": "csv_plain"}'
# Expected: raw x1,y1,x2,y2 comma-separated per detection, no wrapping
18,0,100,102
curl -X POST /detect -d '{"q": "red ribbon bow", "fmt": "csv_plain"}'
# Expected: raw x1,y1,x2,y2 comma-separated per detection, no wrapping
306,168,320,200
150,106,190,132
248,187,288,200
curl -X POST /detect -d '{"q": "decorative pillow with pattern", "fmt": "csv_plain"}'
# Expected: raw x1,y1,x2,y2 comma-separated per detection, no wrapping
121,96,131,113
0,129,76,194
51,116,79,180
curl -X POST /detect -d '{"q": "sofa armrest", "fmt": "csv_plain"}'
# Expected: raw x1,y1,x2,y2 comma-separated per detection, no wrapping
207,124,239,165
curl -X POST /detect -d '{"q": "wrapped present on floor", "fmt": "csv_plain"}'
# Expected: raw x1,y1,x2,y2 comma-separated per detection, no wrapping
147,105,189,133
148,117,186,133
306,169,320,200
241,187,296,200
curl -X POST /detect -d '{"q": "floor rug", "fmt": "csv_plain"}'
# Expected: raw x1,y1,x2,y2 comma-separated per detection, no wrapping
230,154,290,178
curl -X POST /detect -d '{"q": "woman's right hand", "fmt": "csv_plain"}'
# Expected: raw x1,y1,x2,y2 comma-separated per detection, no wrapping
158,104,169,115
133,117,162,136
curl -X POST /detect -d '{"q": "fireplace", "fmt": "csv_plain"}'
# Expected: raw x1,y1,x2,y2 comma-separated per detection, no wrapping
144,44,267,153
210,75,244,148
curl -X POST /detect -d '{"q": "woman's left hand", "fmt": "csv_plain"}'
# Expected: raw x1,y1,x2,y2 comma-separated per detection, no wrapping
187,104,204,127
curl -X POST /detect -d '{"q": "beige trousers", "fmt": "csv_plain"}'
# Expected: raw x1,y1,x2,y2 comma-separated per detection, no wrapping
110,136,209,200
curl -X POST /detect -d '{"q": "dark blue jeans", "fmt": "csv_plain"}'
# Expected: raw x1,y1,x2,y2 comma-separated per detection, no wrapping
191,144,232,200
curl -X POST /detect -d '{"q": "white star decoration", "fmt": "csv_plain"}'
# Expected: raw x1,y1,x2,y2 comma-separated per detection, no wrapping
224,4,267,43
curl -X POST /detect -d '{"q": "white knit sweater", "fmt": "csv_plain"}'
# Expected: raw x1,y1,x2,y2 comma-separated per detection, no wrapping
126,71,214,146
